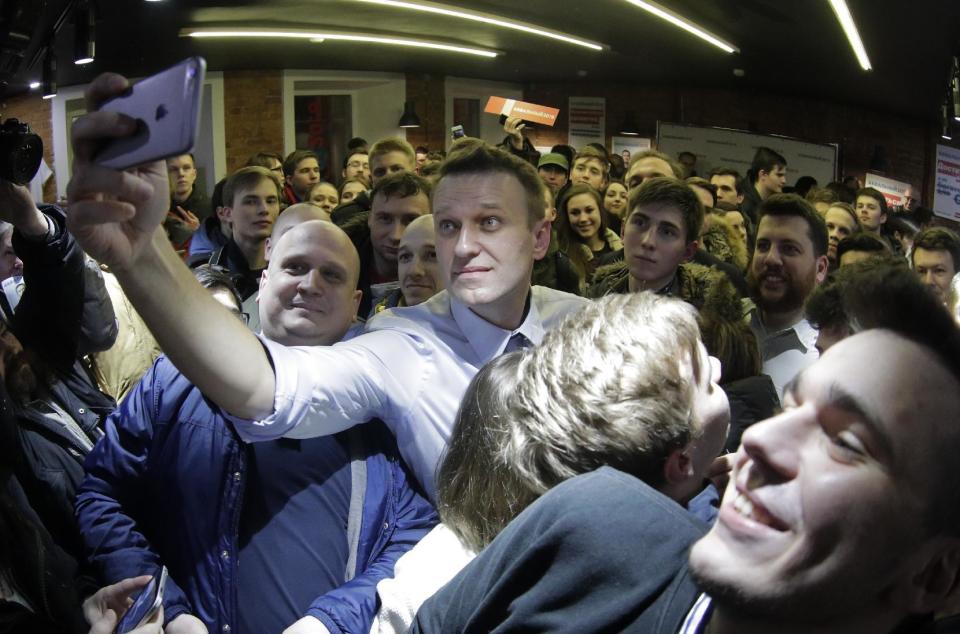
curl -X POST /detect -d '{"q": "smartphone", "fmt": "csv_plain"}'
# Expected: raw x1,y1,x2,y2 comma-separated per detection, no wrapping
451,124,465,140
115,566,168,634
94,57,206,170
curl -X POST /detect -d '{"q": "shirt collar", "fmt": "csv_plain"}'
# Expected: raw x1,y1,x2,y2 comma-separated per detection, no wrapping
679,593,713,634
750,310,817,356
450,290,544,364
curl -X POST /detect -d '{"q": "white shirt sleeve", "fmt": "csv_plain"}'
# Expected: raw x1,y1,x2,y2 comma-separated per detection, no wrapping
227,327,432,442
370,524,476,634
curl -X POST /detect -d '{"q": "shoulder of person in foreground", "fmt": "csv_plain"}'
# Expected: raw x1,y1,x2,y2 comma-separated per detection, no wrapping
411,466,704,634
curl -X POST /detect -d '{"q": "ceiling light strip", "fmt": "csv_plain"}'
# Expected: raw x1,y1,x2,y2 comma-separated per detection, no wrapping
355,0,604,51
622,0,738,54
183,28,498,57
827,0,872,71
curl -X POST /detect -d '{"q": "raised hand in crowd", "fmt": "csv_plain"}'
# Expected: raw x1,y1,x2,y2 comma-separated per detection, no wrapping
66,71,276,422
0,180,53,238
502,115,527,150
66,72,170,272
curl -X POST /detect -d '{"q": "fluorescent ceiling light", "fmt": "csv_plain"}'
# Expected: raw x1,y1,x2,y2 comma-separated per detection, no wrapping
183,28,498,57
622,0,738,54
827,0,871,71
29,81,40,89
356,0,605,51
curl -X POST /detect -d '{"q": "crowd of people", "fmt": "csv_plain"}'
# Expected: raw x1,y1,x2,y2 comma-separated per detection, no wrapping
0,67,959,633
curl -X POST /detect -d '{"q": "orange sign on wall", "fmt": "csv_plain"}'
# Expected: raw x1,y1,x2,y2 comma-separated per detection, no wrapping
485,96,560,126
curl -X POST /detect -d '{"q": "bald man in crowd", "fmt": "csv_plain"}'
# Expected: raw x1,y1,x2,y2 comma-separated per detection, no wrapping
77,219,435,634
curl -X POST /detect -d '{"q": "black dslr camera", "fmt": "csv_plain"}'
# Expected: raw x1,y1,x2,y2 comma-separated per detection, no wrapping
0,118,43,186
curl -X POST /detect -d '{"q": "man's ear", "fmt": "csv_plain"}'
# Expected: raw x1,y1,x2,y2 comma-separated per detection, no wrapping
664,448,694,485
533,217,552,261
220,206,233,223
815,254,830,284
352,290,363,316
683,239,699,262
888,538,960,616
259,267,269,293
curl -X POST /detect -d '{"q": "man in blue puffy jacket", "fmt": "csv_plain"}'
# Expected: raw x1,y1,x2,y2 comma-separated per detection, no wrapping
76,220,437,634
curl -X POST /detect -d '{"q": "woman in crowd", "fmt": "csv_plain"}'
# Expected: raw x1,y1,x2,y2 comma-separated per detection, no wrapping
602,179,628,235
307,181,339,216
338,177,367,205
556,183,622,283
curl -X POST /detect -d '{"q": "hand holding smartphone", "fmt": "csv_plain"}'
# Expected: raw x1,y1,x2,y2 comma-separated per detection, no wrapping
115,566,167,634
93,57,206,170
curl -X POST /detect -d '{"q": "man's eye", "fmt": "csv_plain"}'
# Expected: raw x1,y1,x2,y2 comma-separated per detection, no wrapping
828,431,866,458
398,253,412,263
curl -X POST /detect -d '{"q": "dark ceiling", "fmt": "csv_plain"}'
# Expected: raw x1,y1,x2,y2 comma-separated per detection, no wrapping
4,0,960,121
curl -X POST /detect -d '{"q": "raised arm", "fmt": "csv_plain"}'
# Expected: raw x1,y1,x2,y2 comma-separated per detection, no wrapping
66,72,274,419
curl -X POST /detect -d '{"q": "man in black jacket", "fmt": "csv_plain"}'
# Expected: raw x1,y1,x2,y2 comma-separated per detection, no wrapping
0,181,117,561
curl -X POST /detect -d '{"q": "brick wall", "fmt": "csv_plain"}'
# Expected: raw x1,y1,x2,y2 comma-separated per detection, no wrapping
404,74,446,152
1,93,57,202
223,70,284,175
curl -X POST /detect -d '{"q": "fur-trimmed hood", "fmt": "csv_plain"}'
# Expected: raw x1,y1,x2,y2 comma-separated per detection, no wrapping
588,258,743,321
700,221,748,272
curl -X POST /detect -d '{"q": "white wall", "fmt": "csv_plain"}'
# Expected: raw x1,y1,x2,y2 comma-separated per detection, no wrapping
281,70,406,155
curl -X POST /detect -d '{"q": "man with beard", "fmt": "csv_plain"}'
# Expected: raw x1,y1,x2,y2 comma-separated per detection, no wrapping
747,194,829,400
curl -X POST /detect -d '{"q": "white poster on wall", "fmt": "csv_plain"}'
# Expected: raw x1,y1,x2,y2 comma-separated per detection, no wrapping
934,144,960,221
656,122,838,187
568,97,605,149
611,136,652,166
864,173,911,208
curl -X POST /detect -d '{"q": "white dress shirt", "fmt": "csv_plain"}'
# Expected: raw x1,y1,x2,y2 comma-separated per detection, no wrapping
229,286,586,500
749,310,819,402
